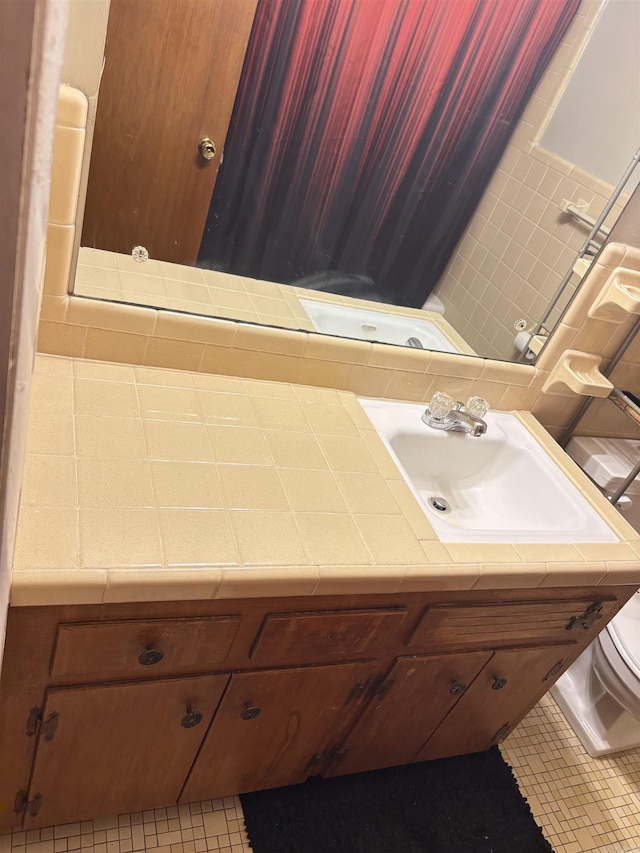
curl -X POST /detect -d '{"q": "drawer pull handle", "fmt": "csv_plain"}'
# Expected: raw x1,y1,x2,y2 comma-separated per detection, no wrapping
138,647,164,666
543,660,565,682
449,680,467,696
491,676,507,691
240,702,261,721
181,708,203,728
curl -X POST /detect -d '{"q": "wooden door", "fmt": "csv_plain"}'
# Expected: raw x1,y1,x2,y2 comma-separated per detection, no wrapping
82,0,258,264
330,651,492,776
416,644,576,761
180,661,376,803
23,675,228,828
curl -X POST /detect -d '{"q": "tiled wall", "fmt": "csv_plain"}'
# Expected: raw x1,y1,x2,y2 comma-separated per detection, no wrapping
74,247,474,355
435,0,630,361
39,86,640,443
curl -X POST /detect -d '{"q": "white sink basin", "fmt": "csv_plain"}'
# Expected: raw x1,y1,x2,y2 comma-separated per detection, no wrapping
299,299,460,353
359,398,618,544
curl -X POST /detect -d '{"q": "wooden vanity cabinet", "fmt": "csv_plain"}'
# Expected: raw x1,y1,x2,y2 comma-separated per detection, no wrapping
0,586,632,829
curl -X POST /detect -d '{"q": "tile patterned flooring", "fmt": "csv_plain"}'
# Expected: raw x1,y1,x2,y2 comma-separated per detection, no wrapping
2,695,638,853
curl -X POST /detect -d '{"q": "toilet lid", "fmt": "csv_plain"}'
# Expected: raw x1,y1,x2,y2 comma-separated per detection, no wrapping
607,590,640,680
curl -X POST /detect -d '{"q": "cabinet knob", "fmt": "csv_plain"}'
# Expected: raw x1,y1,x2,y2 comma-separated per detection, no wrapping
240,702,261,721
449,680,467,696
181,708,203,728
138,646,164,666
491,676,507,690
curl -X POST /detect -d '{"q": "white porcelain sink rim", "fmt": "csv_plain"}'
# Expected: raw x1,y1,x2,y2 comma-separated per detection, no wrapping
358,397,618,544
299,299,459,353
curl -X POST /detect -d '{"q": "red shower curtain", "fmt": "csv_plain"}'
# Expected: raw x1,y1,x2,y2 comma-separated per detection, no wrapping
200,0,580,306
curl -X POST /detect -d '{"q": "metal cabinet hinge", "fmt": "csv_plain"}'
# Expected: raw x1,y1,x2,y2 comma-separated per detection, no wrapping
26,707,59,741
566,602,603,631
492,722,511,742
14,790,42,817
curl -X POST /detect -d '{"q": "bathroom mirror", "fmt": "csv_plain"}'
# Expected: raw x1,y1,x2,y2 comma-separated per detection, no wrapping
73,0,640,363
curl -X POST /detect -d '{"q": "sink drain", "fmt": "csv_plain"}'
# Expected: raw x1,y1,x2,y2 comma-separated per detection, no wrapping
429,496,450,513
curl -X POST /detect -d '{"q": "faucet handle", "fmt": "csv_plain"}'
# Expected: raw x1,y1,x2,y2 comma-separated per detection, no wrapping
427,391,455,420
465,396,490,419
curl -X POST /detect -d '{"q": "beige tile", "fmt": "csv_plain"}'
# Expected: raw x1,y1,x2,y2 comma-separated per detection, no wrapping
218,466,288,510
164,281,213,305
474,564,547,589
158,510,239,566
235,325,307,356
250,396,308,431
279,469,347,512
317,434,379,473
75,415,147,459
305,334,370,365
29,373,73,413
303,403,360,436
445,543,523,565
74,378,140,417
368,343,430,371
150,461,224,509
296,514,371,565
37,320,87,358
79,509,163,568
217,566,318,599
348,364,392,397
245,378,297,400
22,455,77,507
49,125,85,225
199,392,257,427
83,328,149,364
34,354,74,376
75,264,122,292
334,472,401,514
137,385,202,422
266,431,328,469
77,459,154,508
10,569,107,606
135,366,195,388
208,427,272,466
313,565,404,596
144,338,205,372
66,298,157,335
354,515,427,564
399,563,479,591
386,480,438,540
43,223,75,298
13,507,79,569
249,294,295,319
104,569,222,603
299,359,354,390
230,512,308,565
154,312,237,347
26,412,75,456
73,360,136,382
144,421,213,462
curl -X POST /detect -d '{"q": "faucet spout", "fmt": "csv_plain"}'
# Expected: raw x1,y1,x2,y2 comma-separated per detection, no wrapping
421,398,488,436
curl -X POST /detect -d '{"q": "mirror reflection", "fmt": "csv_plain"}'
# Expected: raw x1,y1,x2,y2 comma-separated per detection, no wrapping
74,0,640,362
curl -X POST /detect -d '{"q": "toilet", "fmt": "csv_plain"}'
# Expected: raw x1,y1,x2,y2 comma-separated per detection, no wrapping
550,436,640,757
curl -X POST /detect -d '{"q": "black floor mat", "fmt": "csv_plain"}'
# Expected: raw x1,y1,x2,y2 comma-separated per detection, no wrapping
241,747,553,852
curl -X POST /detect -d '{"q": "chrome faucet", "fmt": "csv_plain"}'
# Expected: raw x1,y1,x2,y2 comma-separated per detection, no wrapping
421,393,489,437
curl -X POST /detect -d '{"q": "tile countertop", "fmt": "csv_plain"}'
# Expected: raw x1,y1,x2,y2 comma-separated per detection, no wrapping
12,354,640,606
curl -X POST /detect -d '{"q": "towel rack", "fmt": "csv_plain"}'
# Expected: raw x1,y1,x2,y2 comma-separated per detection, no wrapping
519,147,640,363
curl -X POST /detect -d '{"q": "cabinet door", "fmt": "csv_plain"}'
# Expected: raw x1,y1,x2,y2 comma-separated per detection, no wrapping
416,644,575,761
329,651,492,776
23,675,228,828
180,661,375,803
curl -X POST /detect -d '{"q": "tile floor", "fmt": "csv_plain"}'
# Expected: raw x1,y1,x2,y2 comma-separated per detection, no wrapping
1,694,638,853
502,693,640,853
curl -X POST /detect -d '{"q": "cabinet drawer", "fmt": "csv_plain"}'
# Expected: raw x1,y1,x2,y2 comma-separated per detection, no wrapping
250,608,407,664
50,616,241,679
407,597,617,650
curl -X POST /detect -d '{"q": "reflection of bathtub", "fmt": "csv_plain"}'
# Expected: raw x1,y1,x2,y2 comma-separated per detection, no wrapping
299,299,474,354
